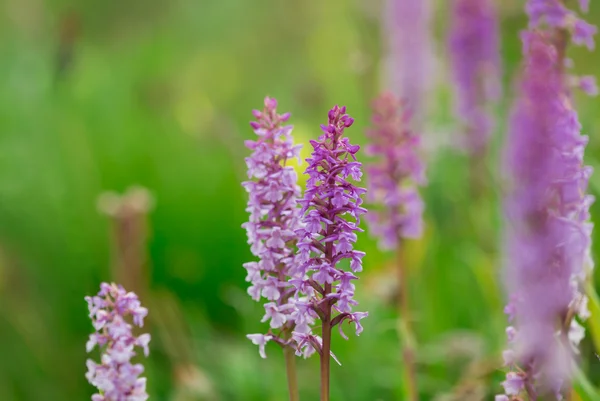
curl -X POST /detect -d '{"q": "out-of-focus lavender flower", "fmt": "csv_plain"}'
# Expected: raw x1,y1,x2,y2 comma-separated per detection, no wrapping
448,0,501,153
502,372,526,396
577,75,598,96
499,29,594,399
292,105,368,357
85,282,150,401
242,97,305,358
526,0,597,50
572,19,597,49
498,4,598,399
383,0,434,120
365,92,425,250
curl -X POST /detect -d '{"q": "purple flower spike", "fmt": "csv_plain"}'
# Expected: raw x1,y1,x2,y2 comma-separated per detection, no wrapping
242,97,306,358
526,0,597,97
449,0,501,153
526,0,597,49
383,0,434,120
365,92,425,250
498,28,595,400
85,282,150,401
293,105,368,358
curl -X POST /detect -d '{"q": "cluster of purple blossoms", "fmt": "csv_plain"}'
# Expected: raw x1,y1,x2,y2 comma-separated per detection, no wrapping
291,105,368,357
383,0,434,118
448,0,501,153
526,0,597,50
498,27,595,401
527,0,598,95
365,92,426,250
85,282,150,401
242,97,305,358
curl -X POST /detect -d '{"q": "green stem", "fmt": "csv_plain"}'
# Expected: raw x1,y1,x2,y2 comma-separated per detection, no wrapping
397,242,418,401
469,149,487,202
284,345,300,401
320,284,332,401
320,213,335,401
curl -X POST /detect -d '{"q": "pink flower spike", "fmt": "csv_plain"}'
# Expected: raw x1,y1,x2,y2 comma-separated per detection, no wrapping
242,97,305,356
85,283,150,401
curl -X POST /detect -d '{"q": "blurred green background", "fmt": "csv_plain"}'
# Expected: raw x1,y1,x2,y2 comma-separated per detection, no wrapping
0,0,599,400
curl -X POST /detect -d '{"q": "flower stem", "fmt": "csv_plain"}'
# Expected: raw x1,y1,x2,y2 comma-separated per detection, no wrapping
469,145,487,202
284,345,300,401
320,283,332,401
397,241,418,401
319,215,336,401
